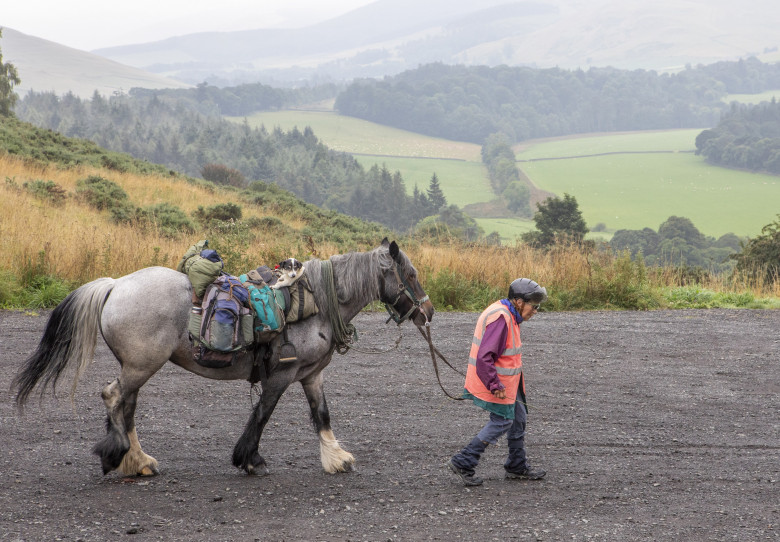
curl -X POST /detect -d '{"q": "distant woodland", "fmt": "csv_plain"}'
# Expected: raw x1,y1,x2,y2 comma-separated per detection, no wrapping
696,99,780,174
335,58,780,144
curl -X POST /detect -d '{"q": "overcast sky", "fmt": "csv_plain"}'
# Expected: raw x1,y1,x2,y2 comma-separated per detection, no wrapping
2,0,375,51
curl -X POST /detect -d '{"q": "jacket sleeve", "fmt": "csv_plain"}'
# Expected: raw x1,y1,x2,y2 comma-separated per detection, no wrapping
475,318,508,392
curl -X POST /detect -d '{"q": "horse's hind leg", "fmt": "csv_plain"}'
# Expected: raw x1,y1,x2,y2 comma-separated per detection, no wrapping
93,379,131,474
301,372,355,473
117,390,158,476
93,379,158,476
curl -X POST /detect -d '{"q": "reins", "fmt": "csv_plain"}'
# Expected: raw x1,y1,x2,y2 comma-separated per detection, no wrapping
320,255,464,401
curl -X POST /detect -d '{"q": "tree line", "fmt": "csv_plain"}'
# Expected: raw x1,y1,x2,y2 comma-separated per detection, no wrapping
481,133,530,216
130,81,341,117
334,59,780,144
695,99,780,174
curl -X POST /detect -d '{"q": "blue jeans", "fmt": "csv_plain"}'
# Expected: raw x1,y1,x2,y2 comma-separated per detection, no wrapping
451,400,529,474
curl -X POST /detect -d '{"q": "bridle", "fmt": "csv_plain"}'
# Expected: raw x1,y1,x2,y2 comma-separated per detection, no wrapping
382,260,430,325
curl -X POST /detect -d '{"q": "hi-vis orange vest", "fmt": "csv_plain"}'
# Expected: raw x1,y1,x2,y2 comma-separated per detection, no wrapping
465,300,523,405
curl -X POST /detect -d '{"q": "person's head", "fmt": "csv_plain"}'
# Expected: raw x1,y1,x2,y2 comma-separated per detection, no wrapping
507,278,547,321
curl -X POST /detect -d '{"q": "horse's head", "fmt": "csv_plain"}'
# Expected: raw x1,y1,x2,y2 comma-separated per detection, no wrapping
379,238,435,326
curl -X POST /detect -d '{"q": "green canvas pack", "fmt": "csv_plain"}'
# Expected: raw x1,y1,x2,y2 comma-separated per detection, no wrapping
177,240,224,300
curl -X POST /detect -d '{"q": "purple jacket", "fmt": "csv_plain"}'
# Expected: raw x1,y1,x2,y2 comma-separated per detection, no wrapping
475,318,510,392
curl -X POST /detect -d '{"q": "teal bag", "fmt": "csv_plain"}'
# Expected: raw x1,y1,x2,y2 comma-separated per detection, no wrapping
239,273,285,342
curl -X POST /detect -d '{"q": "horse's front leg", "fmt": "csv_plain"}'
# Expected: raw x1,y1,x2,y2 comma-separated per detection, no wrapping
301,372,355,474
232,371,294,475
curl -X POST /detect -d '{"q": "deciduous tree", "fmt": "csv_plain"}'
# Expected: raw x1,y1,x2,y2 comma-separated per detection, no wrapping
0,29,21,117
731,214,780,283
522,193,588,247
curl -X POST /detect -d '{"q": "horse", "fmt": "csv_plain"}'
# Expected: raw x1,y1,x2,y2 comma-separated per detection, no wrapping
12,238,434,477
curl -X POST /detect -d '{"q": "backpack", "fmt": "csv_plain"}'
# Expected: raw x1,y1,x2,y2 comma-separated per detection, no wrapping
177,240,224,300
239,271,286,343
189,274,254,368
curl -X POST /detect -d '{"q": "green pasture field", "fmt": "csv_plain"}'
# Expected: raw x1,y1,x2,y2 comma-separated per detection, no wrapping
230,110,481,161
519,151,780,238
725,90,780,105
514,129,700,159
352,155,489,208
474,217,534,241
231,110,779,241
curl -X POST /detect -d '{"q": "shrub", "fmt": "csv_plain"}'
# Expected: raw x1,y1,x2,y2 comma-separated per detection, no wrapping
731,214,780,284
205,220,256,273
75,175,129,211
425,269,501,311
137,202,195,237
584,252,662,310
248,216,288,233
201,163,246,187
193,202,243,223
23,179,67,206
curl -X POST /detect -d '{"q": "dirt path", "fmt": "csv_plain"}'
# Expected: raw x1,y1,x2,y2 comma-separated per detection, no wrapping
1,309,778,541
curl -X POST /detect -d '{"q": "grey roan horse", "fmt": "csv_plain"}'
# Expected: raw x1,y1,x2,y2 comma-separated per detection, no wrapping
13,239,434,477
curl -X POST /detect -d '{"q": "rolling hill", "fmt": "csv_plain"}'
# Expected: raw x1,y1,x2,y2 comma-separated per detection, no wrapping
91,0,780,86
1,27,191,98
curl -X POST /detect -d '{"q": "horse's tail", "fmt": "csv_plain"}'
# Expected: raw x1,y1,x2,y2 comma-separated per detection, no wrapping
13,277,116,407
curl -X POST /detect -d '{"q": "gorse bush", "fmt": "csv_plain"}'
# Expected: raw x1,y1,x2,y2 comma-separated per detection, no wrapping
201,163,246,187
193,202,243,223
23,179,67,206
587,252,661,310
137,203,195,238
76,175,130,211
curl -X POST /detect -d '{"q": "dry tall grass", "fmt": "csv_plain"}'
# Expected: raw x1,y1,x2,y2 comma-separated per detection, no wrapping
0,155,347,282
2,153,777,307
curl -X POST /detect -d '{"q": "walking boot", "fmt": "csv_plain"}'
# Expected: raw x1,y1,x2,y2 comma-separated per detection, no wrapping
504,437,545,480
446,459,483,486
505,467,546,480
448,437,487,486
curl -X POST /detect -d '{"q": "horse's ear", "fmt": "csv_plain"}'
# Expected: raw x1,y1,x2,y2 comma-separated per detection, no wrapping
389,241,399,261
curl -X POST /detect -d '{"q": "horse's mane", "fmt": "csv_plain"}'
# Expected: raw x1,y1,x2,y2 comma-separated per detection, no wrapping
305,244,416,311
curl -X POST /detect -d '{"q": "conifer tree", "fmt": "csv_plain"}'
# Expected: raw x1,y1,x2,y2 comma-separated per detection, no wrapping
426,173,447,212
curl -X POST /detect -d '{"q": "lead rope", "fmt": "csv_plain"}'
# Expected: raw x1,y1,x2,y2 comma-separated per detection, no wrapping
321,259,358,354
418,324,466,401
417,325,523,406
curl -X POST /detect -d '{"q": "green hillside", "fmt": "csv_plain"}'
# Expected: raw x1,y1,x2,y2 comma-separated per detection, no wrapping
231,110,490,208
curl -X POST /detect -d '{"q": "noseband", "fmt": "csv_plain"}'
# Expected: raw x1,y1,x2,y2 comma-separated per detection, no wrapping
382,261,429,325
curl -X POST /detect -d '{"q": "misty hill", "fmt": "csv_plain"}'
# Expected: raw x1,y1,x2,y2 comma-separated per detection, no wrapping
92,0,780,86
1,27,191,98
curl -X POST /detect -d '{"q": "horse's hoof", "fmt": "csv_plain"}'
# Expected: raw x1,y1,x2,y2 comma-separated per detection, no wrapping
138,466,157,476
246,463,270,476
337,460,355,473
